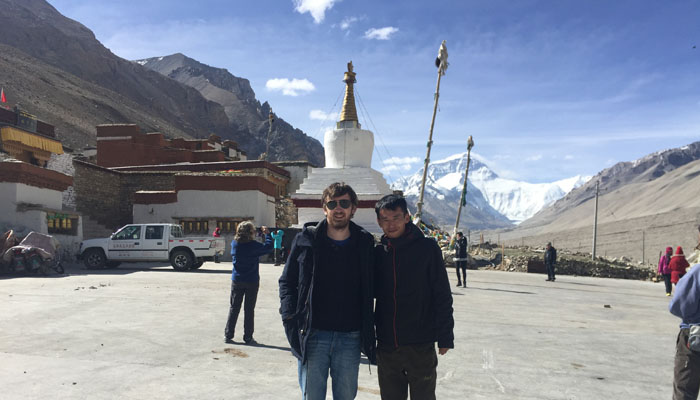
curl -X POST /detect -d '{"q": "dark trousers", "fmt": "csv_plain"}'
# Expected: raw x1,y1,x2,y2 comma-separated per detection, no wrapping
674,328,700,399
546,263,555,280
664,274,673,294
274,248,281,265
455,261,467,285
377,343,437,400
224,281,259,341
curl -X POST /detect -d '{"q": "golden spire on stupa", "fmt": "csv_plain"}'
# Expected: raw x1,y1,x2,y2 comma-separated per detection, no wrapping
338,61,360,129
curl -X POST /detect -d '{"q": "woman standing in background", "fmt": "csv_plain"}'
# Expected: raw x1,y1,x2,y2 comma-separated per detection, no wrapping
224,222,273,345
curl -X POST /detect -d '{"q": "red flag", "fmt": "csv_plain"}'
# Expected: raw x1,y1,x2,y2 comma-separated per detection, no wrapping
0,88,5,103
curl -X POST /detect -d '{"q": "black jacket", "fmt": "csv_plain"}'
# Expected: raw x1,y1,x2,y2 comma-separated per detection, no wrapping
278,219,376,363
455,237,468,259
545,246,557,265
375,222,454,349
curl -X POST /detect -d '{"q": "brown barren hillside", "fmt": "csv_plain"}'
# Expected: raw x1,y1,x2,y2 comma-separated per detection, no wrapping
482,158,700,264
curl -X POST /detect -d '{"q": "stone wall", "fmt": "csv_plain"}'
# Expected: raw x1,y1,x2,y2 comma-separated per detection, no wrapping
73,160,175,231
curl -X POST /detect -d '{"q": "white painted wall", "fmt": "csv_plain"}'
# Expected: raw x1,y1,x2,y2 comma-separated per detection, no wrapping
280,164,312,194
0,182,63,211
134,190,276,227
324,128,374,168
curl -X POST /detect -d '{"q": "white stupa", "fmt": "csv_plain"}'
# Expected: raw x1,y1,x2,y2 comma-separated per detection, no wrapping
292,62,393,233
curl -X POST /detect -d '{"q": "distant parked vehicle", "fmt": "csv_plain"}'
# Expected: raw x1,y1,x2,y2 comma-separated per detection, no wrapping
77,224,225,271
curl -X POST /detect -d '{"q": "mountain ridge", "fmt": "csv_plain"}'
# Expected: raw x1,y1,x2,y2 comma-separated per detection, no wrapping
0,0,322,164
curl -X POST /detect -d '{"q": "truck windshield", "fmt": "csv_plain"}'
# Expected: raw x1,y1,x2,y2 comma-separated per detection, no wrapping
171,225,184,238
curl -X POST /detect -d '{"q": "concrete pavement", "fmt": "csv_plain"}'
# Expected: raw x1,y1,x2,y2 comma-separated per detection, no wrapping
0,262,678,399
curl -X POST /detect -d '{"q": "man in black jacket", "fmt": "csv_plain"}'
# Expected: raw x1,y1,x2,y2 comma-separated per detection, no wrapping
374,194,454,400
454,231,468,287
545,242,557,282
279,182,376,400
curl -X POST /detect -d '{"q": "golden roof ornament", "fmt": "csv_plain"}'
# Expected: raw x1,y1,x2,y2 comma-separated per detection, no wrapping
338,61,360,128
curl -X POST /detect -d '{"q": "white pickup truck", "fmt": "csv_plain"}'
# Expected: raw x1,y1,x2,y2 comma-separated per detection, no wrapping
78,224,225,271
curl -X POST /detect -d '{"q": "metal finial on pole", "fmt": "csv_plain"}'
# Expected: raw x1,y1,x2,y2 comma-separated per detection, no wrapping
450,136,474,248
592,180,599,260
265,109,274,161
414,40,449,226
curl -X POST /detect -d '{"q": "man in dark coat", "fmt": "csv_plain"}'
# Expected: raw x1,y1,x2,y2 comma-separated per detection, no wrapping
279,182,376,400
545,242,557,282
374,194,454,400
454,231,468,287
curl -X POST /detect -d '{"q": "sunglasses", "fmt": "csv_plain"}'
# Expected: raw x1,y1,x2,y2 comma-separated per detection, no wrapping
326,199,352,210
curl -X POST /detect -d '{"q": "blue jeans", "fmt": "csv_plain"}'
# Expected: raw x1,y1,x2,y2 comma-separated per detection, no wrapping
297,329,361,400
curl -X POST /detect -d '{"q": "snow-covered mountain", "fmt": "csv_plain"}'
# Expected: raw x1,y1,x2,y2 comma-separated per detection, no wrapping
392,153,590,229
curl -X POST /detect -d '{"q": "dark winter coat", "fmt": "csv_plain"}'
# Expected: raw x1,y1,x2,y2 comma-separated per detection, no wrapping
454,236,468,259
544,246,557,266
230,234,273,283
278,219,376,363
374,222,454,349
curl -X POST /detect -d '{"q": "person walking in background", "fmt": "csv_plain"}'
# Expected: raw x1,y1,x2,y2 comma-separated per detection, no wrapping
224,222,273,345
213,226,222,263
670,246,690,287
374,194,454,400
669,228,700,399
279,182,376,400
271,229,284,266
659,246,674,296
545,242,557,282
454,231,468,287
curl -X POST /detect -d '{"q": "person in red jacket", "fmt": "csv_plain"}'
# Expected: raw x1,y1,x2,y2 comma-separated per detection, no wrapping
670,246,690,285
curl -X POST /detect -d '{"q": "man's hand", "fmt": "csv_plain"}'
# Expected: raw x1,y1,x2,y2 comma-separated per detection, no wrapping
438,348,449,355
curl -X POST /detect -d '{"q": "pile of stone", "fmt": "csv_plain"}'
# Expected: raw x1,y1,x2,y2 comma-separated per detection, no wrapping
485,253,657,281
275,197,297,228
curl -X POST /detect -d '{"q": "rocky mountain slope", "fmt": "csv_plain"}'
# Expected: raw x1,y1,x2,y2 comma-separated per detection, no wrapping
489,141,700,263
0,0,322,164
521,140,700,228
392,153,588,230
135,53,323,165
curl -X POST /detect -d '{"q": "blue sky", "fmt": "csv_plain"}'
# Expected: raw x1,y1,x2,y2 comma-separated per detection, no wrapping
49,0,700,184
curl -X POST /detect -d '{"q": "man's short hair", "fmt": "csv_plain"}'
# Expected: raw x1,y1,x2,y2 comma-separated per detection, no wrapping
375,194,408,217
457,232,463,237
322,182,358,207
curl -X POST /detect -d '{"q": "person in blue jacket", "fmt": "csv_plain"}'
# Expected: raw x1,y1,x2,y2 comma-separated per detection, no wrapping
669,225,700,399
271,229,284,266
224,221,273,344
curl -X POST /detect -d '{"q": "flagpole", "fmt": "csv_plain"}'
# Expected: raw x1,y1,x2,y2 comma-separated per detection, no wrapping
414,40,448,227
450,136,474,248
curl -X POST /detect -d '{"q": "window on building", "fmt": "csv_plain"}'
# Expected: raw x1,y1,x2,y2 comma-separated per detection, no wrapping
47,214,79,236
179,220,209,235
216,220,241,235
113,225,141,240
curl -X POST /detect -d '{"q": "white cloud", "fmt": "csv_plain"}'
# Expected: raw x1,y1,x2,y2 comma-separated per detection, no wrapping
380,156,420,174
564,154,574,160
266,78,316,96
364,26,399,40
309,109,339,121
340,16,358,30
293,0,339,24
526,154,543,161
384,156,420,165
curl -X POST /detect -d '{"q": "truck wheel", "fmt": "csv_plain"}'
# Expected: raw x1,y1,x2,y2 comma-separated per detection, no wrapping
83,249,106,269
105,261,121,269
191,258,205,269
170,250,193,271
